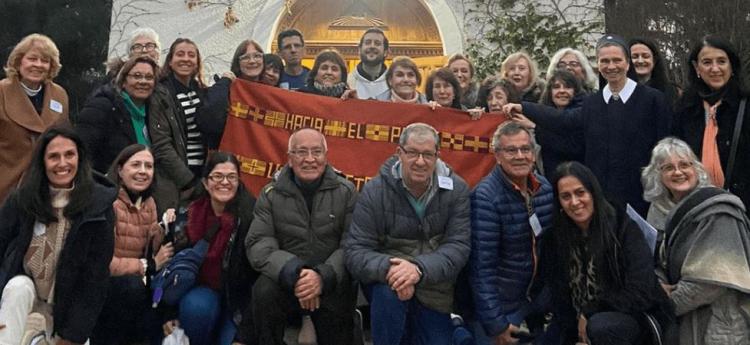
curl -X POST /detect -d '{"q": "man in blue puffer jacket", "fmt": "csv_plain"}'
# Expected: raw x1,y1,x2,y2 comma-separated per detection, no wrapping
469,122,555,345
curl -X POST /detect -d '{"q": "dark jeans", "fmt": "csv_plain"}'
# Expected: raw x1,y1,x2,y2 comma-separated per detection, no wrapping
366,283,453,345
178,286,236,345
91,275,160,345
252,275,355,345
586,311,641,345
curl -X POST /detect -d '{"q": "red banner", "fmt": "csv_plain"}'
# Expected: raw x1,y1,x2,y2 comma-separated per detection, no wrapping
219,80,506,196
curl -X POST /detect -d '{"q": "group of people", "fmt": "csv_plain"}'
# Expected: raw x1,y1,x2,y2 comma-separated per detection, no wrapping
0,22,747,345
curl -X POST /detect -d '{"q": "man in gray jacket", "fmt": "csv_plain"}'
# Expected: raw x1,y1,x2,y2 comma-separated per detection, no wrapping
345,123,471,345
247,128,357,345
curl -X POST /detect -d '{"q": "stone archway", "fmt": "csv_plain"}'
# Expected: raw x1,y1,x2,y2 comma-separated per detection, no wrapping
251,0,464,58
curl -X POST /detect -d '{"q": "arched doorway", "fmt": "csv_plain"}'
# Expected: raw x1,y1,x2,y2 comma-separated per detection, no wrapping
269,0,456,89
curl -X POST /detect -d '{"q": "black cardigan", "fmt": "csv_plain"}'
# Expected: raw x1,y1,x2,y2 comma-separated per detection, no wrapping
0,177,116,343
673,86,750,213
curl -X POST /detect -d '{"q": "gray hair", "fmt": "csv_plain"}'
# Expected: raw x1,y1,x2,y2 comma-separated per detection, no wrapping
127,27,161,56
546,48,597,91
399,123,440,151
287,128,328,152
490,121,538,153
641,137,711,204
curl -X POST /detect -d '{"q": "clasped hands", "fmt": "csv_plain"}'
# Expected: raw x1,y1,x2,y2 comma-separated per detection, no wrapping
295,268,323,312
386,257,421,301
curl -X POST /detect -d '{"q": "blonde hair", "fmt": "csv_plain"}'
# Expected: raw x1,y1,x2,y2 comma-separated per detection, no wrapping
4,33,61,81
500,51,538,91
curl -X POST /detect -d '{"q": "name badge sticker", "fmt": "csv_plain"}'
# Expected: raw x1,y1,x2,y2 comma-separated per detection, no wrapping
529,213,543,237
437,176,453,190
50,100,63,113
33,221,47,236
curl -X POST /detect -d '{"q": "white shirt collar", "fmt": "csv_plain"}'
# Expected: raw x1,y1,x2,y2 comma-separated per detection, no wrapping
602,78,637,104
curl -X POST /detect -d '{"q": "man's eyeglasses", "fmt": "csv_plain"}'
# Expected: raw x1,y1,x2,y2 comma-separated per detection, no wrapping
399,146,437,161
498,146,533,156
127,73,155,82
207,173,239,183
557,61,581,68
289,149,325,159
130,43,158,52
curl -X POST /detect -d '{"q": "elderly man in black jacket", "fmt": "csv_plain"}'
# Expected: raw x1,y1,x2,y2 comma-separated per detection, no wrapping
345,123,471,345
247,128,358,345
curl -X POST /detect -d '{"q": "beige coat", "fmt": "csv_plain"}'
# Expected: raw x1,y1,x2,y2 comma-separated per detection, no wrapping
0,78,68,202
110,188,163,276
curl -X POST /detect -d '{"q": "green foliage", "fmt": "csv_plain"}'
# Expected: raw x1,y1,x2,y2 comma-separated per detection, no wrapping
465,0,603,79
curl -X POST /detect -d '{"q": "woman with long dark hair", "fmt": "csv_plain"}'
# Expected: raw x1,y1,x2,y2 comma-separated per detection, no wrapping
539,161,671,344
629,37,680,108
162,152,257,345
672,36,750,214
0,125,116,345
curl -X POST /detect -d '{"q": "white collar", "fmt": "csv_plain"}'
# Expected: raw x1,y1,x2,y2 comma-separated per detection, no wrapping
602,78,637,104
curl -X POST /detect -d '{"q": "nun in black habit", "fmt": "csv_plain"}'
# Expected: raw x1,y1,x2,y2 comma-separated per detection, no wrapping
504,34,672,216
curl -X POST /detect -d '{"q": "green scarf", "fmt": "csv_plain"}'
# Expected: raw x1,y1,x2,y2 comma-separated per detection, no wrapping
121,91,150,146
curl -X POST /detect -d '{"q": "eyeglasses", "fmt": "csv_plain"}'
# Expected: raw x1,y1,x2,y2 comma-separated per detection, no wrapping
130,43,158,52
207,173,239,183
289,149,326,159
557,61,581,68
659,161,693,174
399,146,437,161
498,146,533,156
127,73,155,82
239,53,264,62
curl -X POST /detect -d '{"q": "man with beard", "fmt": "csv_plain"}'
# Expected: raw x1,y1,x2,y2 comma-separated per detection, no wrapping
347,28,390,99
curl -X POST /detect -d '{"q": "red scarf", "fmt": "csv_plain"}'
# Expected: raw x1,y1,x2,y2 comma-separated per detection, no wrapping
186,196,236,290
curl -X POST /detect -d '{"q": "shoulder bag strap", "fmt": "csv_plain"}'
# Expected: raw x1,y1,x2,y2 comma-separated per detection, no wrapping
725,98,746,188
202,221,221,243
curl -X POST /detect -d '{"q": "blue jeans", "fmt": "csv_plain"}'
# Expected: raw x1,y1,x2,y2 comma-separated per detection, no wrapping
179,286,236,345
367,283,453,345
